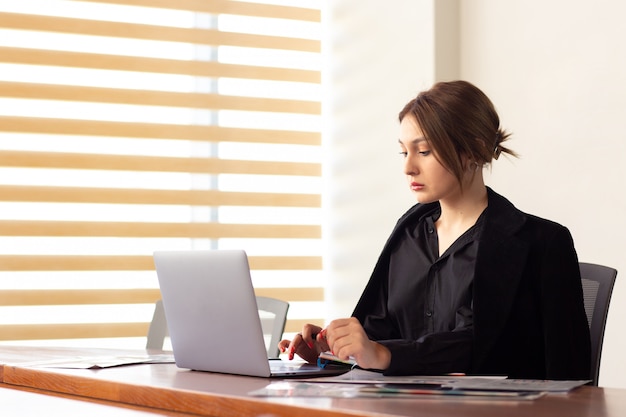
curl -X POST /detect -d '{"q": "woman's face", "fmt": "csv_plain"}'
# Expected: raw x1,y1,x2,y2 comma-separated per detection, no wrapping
398,115,461,204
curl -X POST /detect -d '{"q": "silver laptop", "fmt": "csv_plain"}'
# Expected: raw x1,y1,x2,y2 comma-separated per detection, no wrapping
153,249,349,378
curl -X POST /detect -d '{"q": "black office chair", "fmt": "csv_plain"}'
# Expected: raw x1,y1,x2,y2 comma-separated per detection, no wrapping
146,296,289,358
579,262,617,386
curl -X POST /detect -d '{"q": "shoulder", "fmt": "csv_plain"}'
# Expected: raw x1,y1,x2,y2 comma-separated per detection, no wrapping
485,187,572,239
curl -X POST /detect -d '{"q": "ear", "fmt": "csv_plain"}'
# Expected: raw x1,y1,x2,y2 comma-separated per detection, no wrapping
460,153,475,171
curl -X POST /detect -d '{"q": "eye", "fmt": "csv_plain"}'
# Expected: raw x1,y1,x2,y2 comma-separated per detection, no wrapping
399,151,408,157
419,150,431,156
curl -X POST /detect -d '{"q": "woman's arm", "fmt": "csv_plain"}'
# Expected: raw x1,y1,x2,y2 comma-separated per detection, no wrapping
538,225,591,380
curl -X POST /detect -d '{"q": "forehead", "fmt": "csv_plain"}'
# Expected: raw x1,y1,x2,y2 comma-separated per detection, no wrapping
399,115,426,145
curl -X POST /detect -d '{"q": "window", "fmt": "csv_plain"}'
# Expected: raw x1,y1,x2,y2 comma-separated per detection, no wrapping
0,0,322,348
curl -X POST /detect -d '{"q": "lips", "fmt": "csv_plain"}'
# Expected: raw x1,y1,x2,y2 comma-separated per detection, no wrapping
410,182,424,191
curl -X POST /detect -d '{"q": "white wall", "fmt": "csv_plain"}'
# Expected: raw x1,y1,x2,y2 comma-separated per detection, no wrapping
324,0,626,388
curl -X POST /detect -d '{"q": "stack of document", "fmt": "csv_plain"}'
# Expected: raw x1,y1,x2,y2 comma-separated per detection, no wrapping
249,368,590,400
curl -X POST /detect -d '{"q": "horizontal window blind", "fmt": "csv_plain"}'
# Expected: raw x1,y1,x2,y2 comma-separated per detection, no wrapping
0,0,322,348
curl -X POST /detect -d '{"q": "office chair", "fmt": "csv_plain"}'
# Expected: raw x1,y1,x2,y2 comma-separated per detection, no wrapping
579,262,617,386
145,299,168,351
255,296,290,358
146,296,289,358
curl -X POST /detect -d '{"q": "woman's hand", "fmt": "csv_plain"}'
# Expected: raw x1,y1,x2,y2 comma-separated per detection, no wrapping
278,323,329,363
324,317,391,371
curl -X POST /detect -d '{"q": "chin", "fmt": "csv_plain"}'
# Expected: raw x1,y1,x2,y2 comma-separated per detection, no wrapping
414,194,437,204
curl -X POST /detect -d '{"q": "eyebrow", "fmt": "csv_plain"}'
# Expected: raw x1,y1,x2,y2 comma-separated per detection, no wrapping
398,137,427,146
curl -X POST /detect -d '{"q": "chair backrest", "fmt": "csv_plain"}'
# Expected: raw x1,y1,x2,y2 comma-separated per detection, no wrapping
146,296,289,358
146,299,168,350
579,262,617,386
255,296,290,358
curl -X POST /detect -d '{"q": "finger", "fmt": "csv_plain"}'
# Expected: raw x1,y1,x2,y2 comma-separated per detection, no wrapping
316,328,330,347
325,327,354,358
287,333,304,360
316,328,327,341
301,325,322,348
330,335,354,361
299,331,313,349
278,339,290,353
310,330,329,353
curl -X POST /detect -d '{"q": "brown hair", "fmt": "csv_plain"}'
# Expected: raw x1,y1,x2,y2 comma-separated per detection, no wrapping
399,80,517,186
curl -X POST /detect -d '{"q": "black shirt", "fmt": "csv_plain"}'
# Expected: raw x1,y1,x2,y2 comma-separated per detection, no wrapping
354,188,591,379
364,207,485,375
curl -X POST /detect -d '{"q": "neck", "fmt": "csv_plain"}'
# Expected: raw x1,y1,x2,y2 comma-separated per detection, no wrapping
437,181,488,230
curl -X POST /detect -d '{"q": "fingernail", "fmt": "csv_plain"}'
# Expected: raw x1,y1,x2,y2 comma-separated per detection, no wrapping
307,342,313,349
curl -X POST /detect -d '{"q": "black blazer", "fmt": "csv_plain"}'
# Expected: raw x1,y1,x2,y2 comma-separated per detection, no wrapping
352,187,591,380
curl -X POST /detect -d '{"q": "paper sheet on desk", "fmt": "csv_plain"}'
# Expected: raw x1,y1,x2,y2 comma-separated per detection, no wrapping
248,381,546,400
297,368,589,392
299,368,504,384
9,354,175,369
445,378,591,392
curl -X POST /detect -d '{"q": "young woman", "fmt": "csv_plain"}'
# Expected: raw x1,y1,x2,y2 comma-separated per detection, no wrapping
279,80,591,380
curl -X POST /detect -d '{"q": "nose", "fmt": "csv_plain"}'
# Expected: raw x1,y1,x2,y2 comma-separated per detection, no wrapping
403,154,418,176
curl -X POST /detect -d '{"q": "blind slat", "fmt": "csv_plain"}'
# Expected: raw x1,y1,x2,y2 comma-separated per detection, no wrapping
0,82,321,114
0,117,321,145
0,151,321,176
79,0,321,21
0,47,321,83
0,289,162,306
0,186,321,207
0,323,150,341
0,319,321,340
0,255,322,271
0,287,323,306
0,12,321,52
0,221,321,239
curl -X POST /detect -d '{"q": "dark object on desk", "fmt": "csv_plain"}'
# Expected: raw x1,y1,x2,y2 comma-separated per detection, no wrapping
579,262,617,386
317,351,358,369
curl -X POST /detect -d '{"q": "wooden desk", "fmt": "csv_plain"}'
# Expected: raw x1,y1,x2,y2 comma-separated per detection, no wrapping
0,382,199,416
1,346,625,417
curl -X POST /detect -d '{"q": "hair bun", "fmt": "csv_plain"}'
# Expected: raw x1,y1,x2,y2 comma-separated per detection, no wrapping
494,145,502,160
